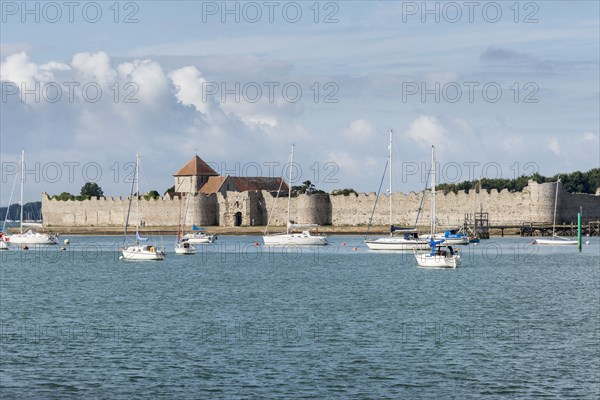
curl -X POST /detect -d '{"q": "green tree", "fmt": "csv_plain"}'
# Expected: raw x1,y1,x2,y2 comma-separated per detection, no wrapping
52,192,75,201
144,190,160,200
80,182,104,199
164,185,175,195
291,180,326,196
331,188,358,196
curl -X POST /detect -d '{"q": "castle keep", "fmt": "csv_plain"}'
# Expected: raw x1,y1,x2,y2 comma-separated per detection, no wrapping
42,155,600,229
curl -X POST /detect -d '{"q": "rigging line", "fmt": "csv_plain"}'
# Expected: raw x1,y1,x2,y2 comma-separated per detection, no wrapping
123,158,137,245
361,157,389,246
414,168,432,229
263,151,291,235
2,162,19,232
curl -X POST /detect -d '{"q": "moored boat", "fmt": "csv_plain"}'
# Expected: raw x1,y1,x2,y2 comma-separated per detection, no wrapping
120,155,165,261
263,144,327,246
532,179,577,246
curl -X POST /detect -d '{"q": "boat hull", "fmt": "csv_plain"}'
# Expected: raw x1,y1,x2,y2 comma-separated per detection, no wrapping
365,238,430,251
121,245,165,261
6,232,58,245
414,253,460,268
175,242,196,254
421,234,469,245
263,233,327,246
183,234,216,244
534,239,578,246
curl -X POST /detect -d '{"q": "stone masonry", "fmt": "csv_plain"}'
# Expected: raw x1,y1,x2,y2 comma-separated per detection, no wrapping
42,181,600,228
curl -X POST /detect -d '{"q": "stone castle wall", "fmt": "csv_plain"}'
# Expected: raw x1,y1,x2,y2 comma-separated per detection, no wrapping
41,181,599,228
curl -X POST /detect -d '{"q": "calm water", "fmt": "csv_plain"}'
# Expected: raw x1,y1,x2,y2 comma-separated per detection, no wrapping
1,235,599,399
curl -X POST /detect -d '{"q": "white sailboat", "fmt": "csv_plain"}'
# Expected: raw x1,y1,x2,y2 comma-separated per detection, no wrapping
5,150,58,246
175,193,196,255
365,129,430,251
429,229,469,245
417,146,469,245
262,144,327,246
182,226,216,244
120,155,166,261
534,179,578,246
415,146,461,268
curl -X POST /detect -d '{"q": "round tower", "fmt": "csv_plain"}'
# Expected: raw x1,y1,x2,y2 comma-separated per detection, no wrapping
528,181,556,223
297,193,332,225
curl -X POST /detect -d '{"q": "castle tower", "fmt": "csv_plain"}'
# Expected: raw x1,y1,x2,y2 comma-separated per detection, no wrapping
173,155,219,193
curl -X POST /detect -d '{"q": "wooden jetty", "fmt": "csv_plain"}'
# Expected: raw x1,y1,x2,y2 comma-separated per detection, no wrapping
464,209,599,237
492,221,600,237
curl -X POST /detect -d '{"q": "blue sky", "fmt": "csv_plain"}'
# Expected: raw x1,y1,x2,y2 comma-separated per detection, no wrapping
1,1,599,204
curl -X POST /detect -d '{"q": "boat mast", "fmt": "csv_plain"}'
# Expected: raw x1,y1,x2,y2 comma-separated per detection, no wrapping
552,179,560,238
177,192,182,242
287,144,294,234
388,128,393,230
20,149,24,234
136,154,140,237
431,145,436,235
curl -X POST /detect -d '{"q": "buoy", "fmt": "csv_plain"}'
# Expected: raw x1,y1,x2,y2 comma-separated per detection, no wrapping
60,247,66,251
585,241,590,245
23,246,29,250
353,247,358,251
63,239,70,245
254,242,260,246
342,242,346,246
119,256,124,260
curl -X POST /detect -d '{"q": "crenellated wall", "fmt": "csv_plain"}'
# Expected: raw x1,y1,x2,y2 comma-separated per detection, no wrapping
41,181,600,228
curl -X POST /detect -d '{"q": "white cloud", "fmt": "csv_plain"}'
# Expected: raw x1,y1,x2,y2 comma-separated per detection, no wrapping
547,137,561,156
71,51,117,86
342,119,376,142
502,136,524,151
117,59,169,107
168,66,213,115
0,52,68,87
404,115,448,149
581,131,598,142
1,45,598,204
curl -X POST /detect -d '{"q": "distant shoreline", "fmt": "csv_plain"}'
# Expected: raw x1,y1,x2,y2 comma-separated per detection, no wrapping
5,225,527,237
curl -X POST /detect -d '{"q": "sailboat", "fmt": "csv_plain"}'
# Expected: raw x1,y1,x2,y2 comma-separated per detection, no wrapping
262,144,327,246
175,192,196,255
120,155,166,261
414,146,461,268
430,228,469,245
365,129,430,251
417,146,468,245
182,225,216,244
4,150,58,246
534,179,578,246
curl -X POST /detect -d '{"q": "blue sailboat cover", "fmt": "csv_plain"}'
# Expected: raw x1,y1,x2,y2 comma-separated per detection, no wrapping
429,238,444,255
136,228,148,242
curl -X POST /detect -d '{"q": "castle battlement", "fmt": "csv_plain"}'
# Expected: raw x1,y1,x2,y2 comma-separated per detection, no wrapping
41,180,600,228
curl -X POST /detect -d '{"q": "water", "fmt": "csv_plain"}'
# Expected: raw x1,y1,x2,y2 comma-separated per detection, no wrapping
1,236,599,399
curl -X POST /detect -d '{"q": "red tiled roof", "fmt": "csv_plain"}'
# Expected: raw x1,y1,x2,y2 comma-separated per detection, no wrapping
174,155,218,176
199,176,227,194
230,177,288,192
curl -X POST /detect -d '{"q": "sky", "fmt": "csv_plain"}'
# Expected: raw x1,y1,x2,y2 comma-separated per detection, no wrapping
1,0,599,205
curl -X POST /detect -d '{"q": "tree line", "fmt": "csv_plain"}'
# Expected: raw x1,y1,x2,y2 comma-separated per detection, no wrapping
50,183,160,201
0,202,42,222
436,169,600,194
